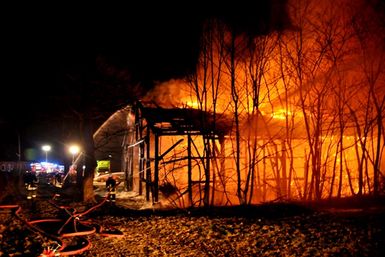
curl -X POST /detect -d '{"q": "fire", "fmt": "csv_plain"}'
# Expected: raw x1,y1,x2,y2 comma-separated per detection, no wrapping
270,109,294,120
184,100,200,109
136,0,384,207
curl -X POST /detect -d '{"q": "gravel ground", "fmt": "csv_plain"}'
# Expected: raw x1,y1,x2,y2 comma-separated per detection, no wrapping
1,184,384,256
80,205,385,257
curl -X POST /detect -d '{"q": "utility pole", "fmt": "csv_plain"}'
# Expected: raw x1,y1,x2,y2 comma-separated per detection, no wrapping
17,133,21,161
17,132,21,173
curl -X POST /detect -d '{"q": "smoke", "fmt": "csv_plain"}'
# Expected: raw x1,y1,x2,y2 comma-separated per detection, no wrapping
141,0,385,113
142,79,191,108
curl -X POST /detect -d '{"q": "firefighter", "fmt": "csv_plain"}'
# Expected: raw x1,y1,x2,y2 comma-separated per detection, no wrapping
24,170,39,200
106,174,119,204
54,171,63,187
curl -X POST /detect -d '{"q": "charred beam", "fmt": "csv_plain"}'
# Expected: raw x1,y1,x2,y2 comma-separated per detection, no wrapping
158,138,184,160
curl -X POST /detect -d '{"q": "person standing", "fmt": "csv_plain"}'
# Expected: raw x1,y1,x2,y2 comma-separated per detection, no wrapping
24,170,38,200
106,174,119,204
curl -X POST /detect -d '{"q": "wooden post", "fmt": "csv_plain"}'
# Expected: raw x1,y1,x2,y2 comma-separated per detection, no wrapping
204,136,210,206
137,108,144,196
138,112,144,196
188,134,192,206
154,133,159,202
145,128,151,201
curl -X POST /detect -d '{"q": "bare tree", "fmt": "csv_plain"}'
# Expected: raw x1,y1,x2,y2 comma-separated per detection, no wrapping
350,0,385,195
185,19,232,206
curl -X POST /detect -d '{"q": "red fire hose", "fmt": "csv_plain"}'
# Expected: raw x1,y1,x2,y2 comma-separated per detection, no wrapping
0,192,123,256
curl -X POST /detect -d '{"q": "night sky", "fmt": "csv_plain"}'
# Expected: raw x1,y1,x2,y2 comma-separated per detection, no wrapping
0,1,288,163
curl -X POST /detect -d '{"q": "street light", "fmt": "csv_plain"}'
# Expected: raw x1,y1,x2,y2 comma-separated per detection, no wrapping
42,145,51,163
69,145,80,164
63,145,81,185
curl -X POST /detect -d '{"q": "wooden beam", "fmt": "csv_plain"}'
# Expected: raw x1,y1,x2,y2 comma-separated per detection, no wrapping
145,127,151,201
158,138,184,160
154,133,159,202
188,134,192,206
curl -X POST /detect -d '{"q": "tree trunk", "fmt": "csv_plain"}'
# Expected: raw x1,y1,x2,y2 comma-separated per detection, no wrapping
373,114,382,195
0,167,24,203
81,116,97,203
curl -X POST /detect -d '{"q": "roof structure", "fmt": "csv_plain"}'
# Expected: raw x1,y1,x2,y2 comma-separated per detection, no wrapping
136,101,232,137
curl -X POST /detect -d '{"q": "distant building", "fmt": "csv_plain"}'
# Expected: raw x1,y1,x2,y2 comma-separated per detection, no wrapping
0,161,31,172
0,161,64,173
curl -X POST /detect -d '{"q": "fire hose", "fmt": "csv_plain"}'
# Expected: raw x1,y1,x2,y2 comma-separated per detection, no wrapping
0,192,123,256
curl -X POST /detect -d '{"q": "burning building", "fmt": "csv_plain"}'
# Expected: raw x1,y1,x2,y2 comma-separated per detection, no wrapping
99,0,384,208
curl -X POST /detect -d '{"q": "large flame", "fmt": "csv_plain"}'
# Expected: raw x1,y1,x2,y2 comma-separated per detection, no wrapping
140,0,385,206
